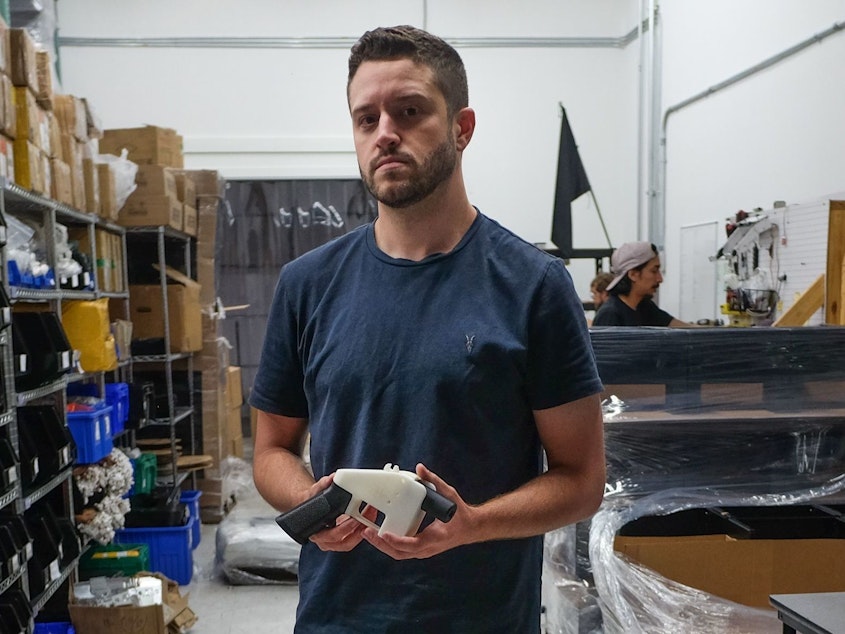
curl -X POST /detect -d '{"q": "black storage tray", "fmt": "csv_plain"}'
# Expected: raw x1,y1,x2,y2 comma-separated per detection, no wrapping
1,515,33,566
16,418,42,489
125,490,188,527
56,517,81,567
10,324,30,386
13,312,55,391
0,524,18,580
0,437,18,493
18,407,74,484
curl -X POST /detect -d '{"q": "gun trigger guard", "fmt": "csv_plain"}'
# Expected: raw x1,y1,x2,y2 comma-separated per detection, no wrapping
347,499,380,532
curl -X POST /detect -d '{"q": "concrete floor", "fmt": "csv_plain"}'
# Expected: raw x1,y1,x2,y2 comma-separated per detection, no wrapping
183,452,300,633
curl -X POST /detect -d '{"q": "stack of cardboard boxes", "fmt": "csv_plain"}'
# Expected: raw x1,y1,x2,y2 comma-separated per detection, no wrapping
1,17,110,214
2,14,127,290
100,125,196,237
184,169,245,522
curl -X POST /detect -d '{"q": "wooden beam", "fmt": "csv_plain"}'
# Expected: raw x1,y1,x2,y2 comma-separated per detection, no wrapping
825,200,845,324
774,274,825,326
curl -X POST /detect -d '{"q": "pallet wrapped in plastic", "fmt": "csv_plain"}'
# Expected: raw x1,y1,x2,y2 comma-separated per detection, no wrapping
544,325,845,634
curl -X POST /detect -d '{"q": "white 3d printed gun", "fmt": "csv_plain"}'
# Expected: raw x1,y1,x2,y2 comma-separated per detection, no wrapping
275,463,457,545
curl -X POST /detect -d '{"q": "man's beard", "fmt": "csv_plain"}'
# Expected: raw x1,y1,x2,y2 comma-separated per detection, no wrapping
361,138,457,209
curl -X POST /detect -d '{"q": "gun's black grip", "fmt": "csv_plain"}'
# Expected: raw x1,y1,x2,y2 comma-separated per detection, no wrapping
420,486,457,523
275,483,353,545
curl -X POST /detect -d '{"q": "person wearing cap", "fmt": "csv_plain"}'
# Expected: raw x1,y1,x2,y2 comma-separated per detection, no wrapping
592,241,693,327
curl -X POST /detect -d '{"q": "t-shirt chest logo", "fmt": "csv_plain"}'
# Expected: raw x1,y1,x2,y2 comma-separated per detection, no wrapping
465,334,476,353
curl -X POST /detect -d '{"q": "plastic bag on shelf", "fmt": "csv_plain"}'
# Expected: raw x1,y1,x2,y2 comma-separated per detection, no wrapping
96,149,138,210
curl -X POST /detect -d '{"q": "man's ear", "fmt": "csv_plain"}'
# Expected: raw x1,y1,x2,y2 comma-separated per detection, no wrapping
454,107,475,151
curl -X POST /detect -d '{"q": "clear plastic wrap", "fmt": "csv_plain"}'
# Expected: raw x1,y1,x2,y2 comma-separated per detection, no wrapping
544,326,845,634
212,456,302,585
215,516,300,585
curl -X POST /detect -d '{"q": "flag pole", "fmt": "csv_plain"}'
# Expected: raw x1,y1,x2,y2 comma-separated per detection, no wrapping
589,189,613,249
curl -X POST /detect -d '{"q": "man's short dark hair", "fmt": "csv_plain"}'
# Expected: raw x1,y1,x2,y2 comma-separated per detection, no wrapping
348,25,468,117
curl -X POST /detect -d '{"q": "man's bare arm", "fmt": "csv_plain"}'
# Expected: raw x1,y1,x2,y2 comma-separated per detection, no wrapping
252,409,314,512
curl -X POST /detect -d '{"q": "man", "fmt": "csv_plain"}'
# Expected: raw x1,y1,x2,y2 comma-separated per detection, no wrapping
592,241,693,327
250,25,605,633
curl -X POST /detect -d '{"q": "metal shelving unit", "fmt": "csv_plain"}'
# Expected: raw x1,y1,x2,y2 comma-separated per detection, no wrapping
125,226,197,494
0,177,129,631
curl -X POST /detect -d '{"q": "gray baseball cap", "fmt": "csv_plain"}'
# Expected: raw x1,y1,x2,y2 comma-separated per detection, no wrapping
606,241,657,291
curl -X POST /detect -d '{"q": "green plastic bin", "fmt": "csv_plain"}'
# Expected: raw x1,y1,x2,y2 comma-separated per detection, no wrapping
78,543,151,580
129,453,158,496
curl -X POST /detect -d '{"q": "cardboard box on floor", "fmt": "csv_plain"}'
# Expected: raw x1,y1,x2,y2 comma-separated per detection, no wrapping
129,266,202,353
69,572,197,634
614,533,845,608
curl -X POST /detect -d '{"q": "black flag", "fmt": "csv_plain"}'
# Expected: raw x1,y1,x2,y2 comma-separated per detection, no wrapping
551,107,591,256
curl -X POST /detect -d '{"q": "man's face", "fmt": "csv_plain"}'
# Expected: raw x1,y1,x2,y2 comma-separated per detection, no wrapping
348,59,458,208
629,256,663,299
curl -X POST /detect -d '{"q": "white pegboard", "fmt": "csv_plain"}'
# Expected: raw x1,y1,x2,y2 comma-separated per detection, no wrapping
771,199,831,326
690,197,838,326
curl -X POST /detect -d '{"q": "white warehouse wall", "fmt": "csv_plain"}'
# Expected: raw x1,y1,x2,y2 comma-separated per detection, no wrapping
657,1,845,319
54,1,845,315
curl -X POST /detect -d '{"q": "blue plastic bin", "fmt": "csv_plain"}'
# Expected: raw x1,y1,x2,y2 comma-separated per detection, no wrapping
113,517,195,585
34,623,76,634
105,383,129,434
66,404,113,464
179,490,202,550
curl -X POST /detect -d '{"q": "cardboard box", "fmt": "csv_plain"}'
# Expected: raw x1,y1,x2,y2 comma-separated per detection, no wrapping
174,172,195,204
111,231,125,292
0,73,14,138
96,228,113,292
182,204,197,237
602,383,666,408
614,534,845,608
9,28,37,91
35,49,52,102
69,226,113,292
12,138,43,193
101,125,183,167
119,194,183,230
70,602,167,634
196,199,218,260
179,169,221,197
53,93,88,142
226,406,243,440
226,366,243,409
98,162,118,220
47,109,61,160
129,267,202,352
61,132,85,209
700,382,764,407
13,85,38,146
83,157,100,214
49,157,72,206
68,572,195,634
196,255,215,306
134,164,177,198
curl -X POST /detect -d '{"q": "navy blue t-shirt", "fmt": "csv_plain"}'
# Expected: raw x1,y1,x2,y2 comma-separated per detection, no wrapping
250,211,602,633
592,294,674,327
